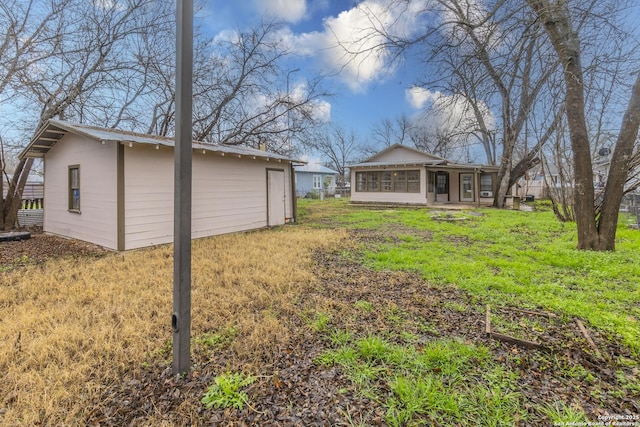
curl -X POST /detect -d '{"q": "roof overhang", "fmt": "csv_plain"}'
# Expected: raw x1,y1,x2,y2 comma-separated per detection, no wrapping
18,121,70,159
19,119,303,163
348,160,446,168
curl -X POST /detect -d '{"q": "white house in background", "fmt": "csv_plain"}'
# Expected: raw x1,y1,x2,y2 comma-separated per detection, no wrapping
19,119,299,250
294,164,338,197
349,144,499,205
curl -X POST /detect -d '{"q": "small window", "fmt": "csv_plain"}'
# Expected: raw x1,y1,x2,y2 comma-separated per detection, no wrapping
480,173,493,192
69,165,80,212
313,175,322,189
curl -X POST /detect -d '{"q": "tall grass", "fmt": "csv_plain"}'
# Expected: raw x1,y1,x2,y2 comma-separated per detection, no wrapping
0,227,345,425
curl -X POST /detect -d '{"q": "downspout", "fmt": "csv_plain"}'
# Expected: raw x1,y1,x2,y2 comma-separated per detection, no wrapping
117,142,125,250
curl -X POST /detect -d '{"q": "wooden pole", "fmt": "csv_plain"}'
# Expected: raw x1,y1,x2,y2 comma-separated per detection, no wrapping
173,0,193,376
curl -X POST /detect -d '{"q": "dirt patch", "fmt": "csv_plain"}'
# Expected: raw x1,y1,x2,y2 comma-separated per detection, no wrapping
86,230,638,426
3,226,637,425
0,231,109,271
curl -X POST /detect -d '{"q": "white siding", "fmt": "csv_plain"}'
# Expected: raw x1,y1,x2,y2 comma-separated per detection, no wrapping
43,134,118,249
350,168,427,205
124,146,292,250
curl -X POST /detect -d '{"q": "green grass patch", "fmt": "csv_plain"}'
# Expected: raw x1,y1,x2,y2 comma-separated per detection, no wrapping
301,199,640,354
317,334,524,426
201,372,256,410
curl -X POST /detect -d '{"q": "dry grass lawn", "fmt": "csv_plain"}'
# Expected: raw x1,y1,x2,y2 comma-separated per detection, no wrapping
0,227,345,425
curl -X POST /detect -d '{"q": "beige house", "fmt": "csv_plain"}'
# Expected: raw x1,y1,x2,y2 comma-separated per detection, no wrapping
349,144,499,206
19,119,298,250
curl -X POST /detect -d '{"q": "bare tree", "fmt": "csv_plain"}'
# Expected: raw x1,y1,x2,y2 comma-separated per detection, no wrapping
337,0,561,207
1,0,174,230
0,0,68,229
189,22,328,154
370,114,412,147
526,0,640,250
312,125,361,186
1,5,329,229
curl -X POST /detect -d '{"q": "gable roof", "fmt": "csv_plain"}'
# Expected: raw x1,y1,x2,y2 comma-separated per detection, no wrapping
19,119,301,163
349,143,499,171
364,144,445,162
294,164,338,174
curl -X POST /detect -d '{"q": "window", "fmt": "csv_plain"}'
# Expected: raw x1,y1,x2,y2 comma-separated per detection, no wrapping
313,175,322,189
436,173,448,194
68,165,80,212
356,172,366,191
381,171,393,191
354,170,420,193
407,171,420,193
428,172,435,193
480,173,493,192
366,172,379,191
393,171,406,192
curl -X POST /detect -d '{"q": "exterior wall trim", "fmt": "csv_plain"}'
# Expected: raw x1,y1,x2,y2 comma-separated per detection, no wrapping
266,167,286,226
117,142,125,251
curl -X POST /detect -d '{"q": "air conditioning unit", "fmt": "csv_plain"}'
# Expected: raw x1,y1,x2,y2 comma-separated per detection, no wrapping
480,191,493,197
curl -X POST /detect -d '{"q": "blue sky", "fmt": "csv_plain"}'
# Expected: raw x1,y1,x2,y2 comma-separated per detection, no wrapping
197,0,429,149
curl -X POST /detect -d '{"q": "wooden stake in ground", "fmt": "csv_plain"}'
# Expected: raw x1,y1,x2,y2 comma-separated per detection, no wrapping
576,319,608,361
485,304,491,335
485,304,549,352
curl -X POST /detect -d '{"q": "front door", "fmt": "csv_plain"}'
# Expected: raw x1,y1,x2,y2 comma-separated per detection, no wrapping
436,172,449,202
460,173,474,202
267,169,286,226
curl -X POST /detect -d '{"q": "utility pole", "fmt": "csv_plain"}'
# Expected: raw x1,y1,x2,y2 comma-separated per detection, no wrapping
173,0,193,376
285,68,300,150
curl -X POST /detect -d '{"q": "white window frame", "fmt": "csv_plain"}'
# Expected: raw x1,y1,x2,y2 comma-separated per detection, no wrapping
313,174,322,189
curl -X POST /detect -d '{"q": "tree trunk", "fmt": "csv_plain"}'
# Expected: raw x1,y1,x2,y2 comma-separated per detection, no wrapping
595,71,640,250
2,157,33,230
563,62,598,249
527,0,598,249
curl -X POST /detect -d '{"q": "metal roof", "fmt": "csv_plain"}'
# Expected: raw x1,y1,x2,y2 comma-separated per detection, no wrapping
348,160,446,168
294,163,338,174
19,119,302,163
348,160,499,171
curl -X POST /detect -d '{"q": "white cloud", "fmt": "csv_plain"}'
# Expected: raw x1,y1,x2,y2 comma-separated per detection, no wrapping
93,0,125,11
406,86,438,109
284,0,430,93
311,99,332,123
255,0,307,23
291,81,332,123
267,26,324,57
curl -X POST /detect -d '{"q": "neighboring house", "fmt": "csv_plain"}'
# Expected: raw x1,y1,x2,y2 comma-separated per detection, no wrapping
349,144,499,205
294,164,338,197
512,165,562,200
2,178,45,227
19,119,299,250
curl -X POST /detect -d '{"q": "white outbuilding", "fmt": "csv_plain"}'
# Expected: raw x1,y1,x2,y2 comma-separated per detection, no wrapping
19,119,299,250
